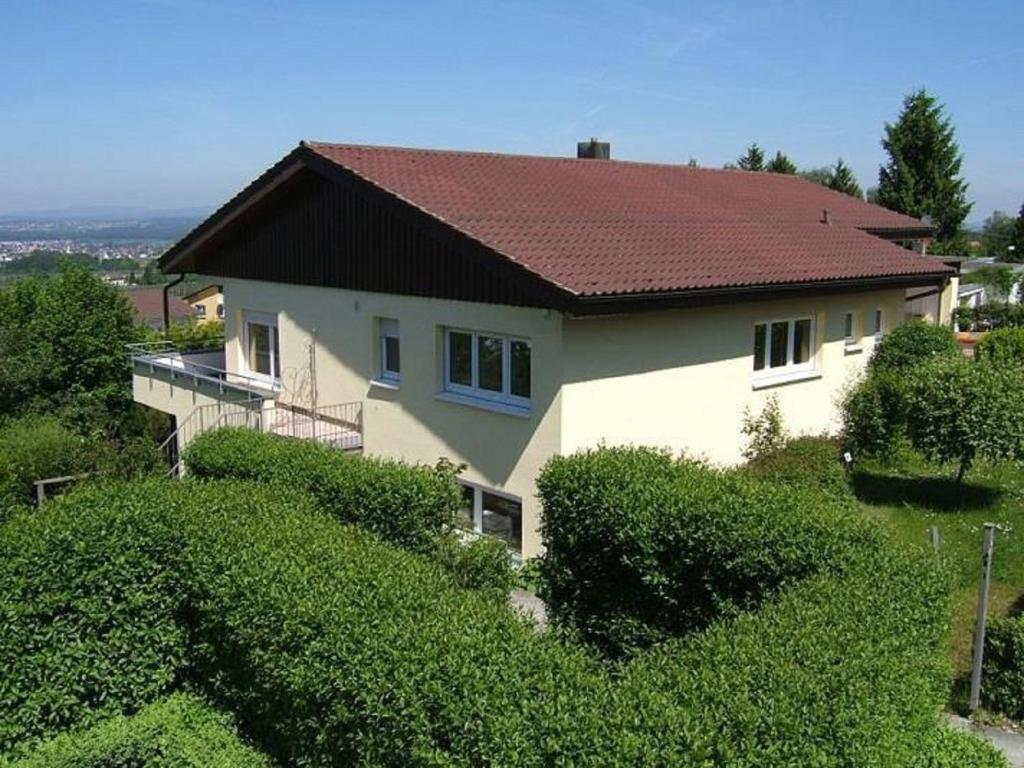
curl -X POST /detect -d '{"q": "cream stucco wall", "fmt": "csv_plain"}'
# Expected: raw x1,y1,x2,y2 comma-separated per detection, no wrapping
141,279,918,558
560,289,906,465
220,277,563,557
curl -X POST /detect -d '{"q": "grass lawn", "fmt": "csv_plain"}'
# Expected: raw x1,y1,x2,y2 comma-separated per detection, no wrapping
854,456,1024,713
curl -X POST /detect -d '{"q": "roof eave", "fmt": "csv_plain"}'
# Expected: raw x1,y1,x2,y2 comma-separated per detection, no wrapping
566,271,954,316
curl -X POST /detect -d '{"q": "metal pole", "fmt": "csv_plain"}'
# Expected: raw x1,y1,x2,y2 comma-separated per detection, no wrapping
969,523,997,711
930,526,941,552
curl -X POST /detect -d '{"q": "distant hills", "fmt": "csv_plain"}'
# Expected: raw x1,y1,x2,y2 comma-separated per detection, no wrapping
0,205,210,221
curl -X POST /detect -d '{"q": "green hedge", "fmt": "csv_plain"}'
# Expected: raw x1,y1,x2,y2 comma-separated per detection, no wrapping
869,320,960,373
0,416,86,510
742,435,856,512
537,447,884,656
983,615,1024,719
976,328,1024,366
912,725,1009,768
7,693,270,767
955,303,1024,331
183,428,459,552
2,476,988,766
0,480,190,754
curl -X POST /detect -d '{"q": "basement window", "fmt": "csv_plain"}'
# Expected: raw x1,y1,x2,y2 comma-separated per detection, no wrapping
458,481,523,554
873,309,884,337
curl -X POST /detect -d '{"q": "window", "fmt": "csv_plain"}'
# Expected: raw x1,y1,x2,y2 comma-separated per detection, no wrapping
444,328,531,406
243,311,280,383
378,318,400,382
459,482,523,554
752,317,815,376
216,304,225,319
194,304,207,320
873,309,884,337
844,311,855,343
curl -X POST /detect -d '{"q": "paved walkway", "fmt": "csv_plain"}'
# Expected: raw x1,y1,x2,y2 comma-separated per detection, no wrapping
950,714,1024,766
510,589,548,629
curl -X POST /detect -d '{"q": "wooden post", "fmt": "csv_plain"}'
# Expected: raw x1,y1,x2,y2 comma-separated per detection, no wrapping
969,523,997,711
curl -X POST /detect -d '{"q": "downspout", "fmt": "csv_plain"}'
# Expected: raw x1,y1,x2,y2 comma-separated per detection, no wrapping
163,273,186,334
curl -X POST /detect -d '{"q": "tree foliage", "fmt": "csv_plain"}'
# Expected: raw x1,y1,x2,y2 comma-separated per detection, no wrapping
765,151,797,174
981,209,1018,260
827,158,863,198
799,166,832,186
736,143,766,171
961,264,1019,303
876,89,972,253
1011,202,1024,262
0,264,144,434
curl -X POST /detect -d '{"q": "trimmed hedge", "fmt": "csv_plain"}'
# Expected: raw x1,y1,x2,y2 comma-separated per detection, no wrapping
976,328,1024,366
912,725,1009,768
3,475,994,765
0,416,86,510
983,615,1024,720
183,428,460,552
869,320,960,373
0,480,190,754
537,447,884,656
8,693,270,767
743,435,856,512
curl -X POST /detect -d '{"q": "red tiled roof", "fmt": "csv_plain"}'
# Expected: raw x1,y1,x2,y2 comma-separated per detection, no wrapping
122,287,190,328
304,142,949,297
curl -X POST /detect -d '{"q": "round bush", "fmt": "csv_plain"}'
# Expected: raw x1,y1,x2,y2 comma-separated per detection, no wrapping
869,320,959,373
976,328,1024,366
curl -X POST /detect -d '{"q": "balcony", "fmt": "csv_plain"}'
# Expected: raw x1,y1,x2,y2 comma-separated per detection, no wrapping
129,340,274,401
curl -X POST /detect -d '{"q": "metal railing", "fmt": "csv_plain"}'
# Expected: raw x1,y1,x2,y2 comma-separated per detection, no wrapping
162,400,363,477
128,340,275,397
263,401,363,450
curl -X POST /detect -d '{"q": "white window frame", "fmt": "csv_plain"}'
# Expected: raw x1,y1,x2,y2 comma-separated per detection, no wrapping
752,315,817,384
443,328,531,408
378,318,401,384
458,480,523,557
843,310,862,352
194,303,207,320
873,309,884,337
242,310,280,386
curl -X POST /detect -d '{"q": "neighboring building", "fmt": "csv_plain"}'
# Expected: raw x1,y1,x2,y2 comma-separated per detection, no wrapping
132,140,957,558
183,284,224,323
123,286,190,330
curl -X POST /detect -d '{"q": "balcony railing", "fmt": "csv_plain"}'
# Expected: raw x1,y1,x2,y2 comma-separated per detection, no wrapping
128,340,272,398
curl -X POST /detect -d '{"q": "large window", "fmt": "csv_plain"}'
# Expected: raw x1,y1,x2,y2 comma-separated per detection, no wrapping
378,318,400,383
444,328,531,406
459,482,523,554
752,316,815,376
243,311,280,383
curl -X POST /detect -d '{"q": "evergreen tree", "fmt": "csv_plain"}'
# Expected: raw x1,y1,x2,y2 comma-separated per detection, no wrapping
1011,202,1024,263
827,158,863,199
980,210,1017,260
736,143,765,172
766,151,797,174
876,89,972,252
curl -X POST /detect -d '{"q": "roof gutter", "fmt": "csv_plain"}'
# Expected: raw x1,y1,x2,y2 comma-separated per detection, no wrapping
568,271,954,316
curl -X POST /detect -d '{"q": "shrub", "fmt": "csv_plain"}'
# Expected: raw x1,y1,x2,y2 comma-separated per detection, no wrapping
0,480,191,755
869,320,960,373
432,532,516,602
976,327,1024,366
904,356,1024,483
955,303,1024,331
0,415,87,507
911,725,1009,768
841,369,912,459
537,446,887,657
740,394,786,460
743,435,855,512
983,615,1024,720
184,428,459,552
4,476,967,766
9,693,270,767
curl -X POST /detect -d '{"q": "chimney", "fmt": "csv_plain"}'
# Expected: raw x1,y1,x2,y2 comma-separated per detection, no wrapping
577,138,610,159
821,208,832,225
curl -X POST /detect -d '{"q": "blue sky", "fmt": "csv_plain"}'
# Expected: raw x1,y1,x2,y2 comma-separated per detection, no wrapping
2,0,1021,223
